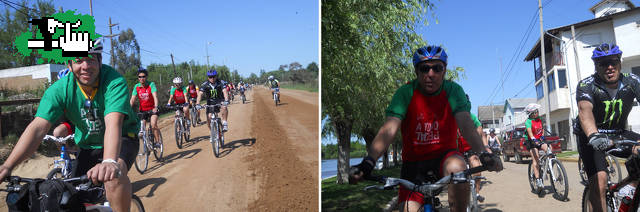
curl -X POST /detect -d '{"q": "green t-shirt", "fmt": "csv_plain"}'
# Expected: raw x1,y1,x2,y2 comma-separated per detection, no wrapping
471,113,481,127
131,81,158,96
36,64,140,149
169,86,188,96
385,80,470,120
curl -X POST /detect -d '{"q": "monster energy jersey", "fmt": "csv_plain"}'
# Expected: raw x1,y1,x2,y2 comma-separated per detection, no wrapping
575,73,640,132
200,79,225,100
36,64,140,149
386,79,470,162
269,79,279,88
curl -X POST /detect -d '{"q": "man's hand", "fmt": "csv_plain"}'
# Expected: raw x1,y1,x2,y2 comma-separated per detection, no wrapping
0,165,12,182
348,156,375,184
152,107,158,113
479,152,503,172
87,161,121,184
588,133,611,151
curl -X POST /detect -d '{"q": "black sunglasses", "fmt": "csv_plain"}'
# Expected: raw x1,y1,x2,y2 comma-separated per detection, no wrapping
138,75,147,78
597,59,620,68
418,64,445,74
208,76,216,78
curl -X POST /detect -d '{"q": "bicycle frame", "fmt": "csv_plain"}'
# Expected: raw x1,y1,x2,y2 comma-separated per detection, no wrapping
43,134,75,179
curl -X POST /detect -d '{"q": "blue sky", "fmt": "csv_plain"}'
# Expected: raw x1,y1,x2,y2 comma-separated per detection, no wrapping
322,0,640,145
11,0,319,78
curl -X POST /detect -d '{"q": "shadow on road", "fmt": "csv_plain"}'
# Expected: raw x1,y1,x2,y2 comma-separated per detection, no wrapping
132,177,167,197
276,102,288,106
218,138,256,158
182,135,209,148
144,148,202,173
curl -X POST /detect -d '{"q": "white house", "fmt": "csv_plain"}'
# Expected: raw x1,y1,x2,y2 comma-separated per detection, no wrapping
524,0,640,151
501,98,537,131
477,105,503,134
0,64,67,91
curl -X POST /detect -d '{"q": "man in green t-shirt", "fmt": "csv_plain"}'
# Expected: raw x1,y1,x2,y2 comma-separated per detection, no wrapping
0,39,139,212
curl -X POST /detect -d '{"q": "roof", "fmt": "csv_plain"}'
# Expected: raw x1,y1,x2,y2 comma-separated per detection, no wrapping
504,98,537,112
589,0,635,13
477,105,504,121
524,6,640,61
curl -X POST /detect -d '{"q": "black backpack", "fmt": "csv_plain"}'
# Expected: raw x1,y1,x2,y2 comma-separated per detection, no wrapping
7,179,85,212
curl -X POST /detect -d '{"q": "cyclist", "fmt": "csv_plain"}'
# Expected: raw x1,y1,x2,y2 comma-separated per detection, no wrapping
456,111,489,203
187,80,201,122
575,43,640,212
129,67,162,148
197,69,230,132
349,45,502,212
238,81,246,101
487,128,501,153
0,38,140,212
268,75,280,100
167,77,191,126
524,103,549,194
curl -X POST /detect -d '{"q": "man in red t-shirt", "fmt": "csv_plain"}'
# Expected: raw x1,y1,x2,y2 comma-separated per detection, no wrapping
129,68,162,146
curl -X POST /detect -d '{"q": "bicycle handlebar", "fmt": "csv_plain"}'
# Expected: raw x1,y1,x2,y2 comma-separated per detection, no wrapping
364,166,487,196
42,134,74,144
2,175,92,192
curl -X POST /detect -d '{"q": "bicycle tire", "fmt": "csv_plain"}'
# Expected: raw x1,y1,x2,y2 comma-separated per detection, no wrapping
606,155,623,184
581,186,590,212
153,131,163,161
274,93,278,106
528,162,537,192
131,194,146,212
183,118,190,143
578,157,588,185
469,179,479,212
549,159,569,201
175,119,183,149
46,168,63,179
211,119,220,158
134,136,149,174
191,107,198,127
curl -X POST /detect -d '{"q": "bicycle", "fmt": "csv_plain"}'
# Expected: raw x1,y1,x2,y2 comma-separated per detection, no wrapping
189,98,201,127
527,139,569,200
364,166,487,212
42,134,76,179
240,89,246,104
2,175,145,212
169,104,190,149
134,111,163,174
463,152,487,211
273,88,280,106
198,104,225,158
581,139,640,212
578,129,625,185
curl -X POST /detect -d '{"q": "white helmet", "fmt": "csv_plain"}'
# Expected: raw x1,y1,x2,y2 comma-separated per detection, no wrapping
172,77,183,84
268,75,274,80
524,103,541,115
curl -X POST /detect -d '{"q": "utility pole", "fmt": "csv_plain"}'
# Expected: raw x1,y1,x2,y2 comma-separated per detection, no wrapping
170,53,177,76
538,0,552,133
106,17,118,68
89,0,93,16
571,25,582,83
205,42,212,70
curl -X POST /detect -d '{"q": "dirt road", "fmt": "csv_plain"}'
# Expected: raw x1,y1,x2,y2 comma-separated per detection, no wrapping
1,87,319,211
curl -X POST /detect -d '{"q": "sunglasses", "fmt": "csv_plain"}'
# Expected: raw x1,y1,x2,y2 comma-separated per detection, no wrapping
418,64,445,74
138,75,147,78
208,76,216,78
597,59,620,68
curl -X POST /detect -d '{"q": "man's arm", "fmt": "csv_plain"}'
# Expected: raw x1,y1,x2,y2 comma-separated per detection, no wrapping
129,94,136,108
152,91,159,112
578,100,598,137
1,117,51,170
455,111,485,153
368,116,402,160
197,90,203,105
86,112,123,183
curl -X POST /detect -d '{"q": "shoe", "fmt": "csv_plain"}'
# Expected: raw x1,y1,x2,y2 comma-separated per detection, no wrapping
535,178,544,193
187,120,191,126
222,122,228,132
477,194,485,203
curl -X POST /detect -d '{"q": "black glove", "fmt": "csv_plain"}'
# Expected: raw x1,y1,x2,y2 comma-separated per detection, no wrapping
349,156,375,182
609,144,633,158
588,133,611,151
479,152,502,171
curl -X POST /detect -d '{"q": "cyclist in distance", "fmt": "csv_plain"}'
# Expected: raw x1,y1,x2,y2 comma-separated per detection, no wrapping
523,103,549,194
349,45,503,212
187,80,200,120
167,77,191,125
0,38,140,212
268,75,280,99
575,43,640,212
130,67,162,148
197,69,230,132
487,128,501,153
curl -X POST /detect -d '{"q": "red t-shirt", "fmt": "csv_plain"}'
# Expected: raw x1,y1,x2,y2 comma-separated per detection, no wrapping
132,82,157,111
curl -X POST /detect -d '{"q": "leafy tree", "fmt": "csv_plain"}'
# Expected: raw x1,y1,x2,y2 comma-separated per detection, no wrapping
113,28,141,75
0,0,55,68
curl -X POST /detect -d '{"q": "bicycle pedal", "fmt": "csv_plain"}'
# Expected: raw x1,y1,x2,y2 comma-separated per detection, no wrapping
477,195,485,203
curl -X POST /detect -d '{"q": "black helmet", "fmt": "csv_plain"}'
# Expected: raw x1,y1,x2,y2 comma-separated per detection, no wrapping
490,128,495,133
137,67,148,76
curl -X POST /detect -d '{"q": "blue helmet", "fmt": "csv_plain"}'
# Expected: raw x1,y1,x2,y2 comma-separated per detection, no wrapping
57,68,70,80
413,45,448,66
592,43,622,60
207,69,218,77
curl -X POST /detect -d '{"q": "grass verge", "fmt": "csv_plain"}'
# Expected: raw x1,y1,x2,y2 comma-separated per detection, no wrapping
322,166,401,211
556,151,578,158
281,82,318,92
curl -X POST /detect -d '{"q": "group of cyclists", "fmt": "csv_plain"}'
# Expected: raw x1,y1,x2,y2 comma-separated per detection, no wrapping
349,43,640,212
0,34,285,210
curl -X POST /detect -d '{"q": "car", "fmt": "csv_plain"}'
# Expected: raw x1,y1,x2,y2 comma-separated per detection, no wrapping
501,127,563,164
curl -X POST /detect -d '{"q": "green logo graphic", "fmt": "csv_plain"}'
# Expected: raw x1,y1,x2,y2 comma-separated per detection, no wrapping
602,99,623,127
13,10,100,64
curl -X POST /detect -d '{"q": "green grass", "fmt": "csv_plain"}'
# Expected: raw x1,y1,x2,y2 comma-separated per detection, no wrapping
556,151,578,158
281,82,318,92
322,166,401,212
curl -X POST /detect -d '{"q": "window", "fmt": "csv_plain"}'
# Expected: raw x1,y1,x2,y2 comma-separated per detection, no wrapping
558,69,567,88
547,73,556,92
632,66,640,76
536,83,544,99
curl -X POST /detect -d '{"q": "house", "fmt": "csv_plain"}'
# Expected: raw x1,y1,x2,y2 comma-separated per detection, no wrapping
501,98,537,131
477,105,504,134
524,0,640,151
0,64,67,91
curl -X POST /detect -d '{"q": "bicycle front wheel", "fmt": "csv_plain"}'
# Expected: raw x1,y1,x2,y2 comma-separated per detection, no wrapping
211,119,220,158
606,155,622,184
135,137,149,174
131,194,146,212
578,157,588,185
183,118,190,142
469,180,479,212
549,159,569,201
528,162,537,192
153,132,163,161
175,119,183,149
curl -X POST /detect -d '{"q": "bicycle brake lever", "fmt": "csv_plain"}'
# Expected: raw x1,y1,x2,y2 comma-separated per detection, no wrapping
364,185,385,191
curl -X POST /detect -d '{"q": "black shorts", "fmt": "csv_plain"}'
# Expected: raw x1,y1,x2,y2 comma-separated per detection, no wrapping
206,99,223,114
400,149,462,184
138,110,158,121
578,130,640,177
71,136,139,177
525,139,543,150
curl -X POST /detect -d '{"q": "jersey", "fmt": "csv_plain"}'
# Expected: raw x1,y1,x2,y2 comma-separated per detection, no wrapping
488,134,499,148
36,64,140,149
200,79,225,101
386,79,470,162
269,79,279,88
575,73,640,134
131,82,158,111
187,85,199,99
457,113,482,153
525,117,544,140
170,86,188,104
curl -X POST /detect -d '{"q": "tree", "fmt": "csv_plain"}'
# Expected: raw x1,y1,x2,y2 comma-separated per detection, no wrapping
113,28,141,75
322,0,442,183
307,62,318,74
